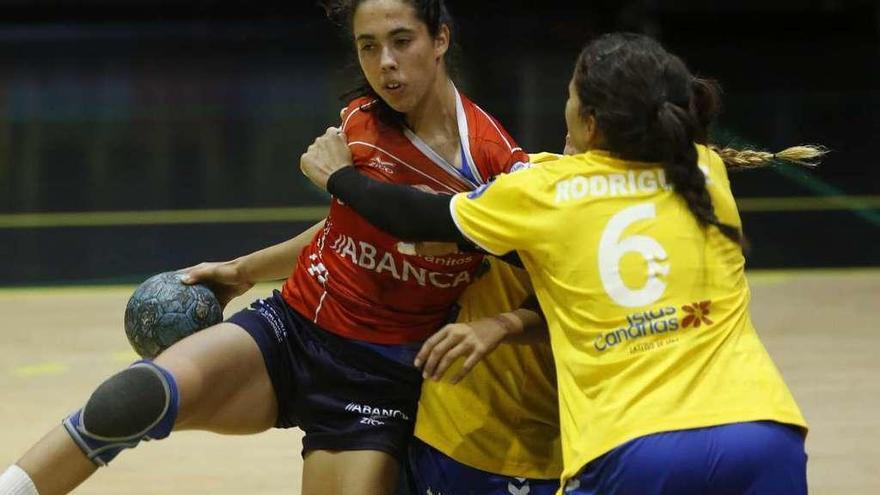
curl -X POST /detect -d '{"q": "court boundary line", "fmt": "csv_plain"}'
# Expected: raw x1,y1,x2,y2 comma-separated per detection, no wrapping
0,269,876,295
0,207,329,229
0,195,878,229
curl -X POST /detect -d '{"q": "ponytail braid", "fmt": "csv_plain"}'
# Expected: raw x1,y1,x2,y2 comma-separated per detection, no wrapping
710,145,828,171
687,75,828,172
655,101,743,246
574,34,826,249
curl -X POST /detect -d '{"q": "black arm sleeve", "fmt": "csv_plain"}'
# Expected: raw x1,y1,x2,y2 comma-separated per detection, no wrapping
326,167,465,243
326,167,524,268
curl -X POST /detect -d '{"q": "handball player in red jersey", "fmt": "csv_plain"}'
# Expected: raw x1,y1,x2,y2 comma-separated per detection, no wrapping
0,1,537,494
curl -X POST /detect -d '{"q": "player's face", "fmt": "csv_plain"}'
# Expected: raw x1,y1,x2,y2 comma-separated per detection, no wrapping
565,78,598,153
353,0,450,114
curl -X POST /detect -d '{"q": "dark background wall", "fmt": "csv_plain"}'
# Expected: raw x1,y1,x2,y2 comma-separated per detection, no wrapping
2,0,878,285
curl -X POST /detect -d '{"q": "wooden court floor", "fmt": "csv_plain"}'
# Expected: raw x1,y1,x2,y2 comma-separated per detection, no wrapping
1,270,878,494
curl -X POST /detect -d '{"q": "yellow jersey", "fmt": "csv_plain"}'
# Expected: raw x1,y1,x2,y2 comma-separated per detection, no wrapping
450,145,807,485
414,152,563,479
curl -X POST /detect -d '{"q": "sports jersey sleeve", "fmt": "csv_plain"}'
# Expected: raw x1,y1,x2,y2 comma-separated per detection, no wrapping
449,171,537,256
476,132,531,179
701,144,743,231
529,152,563,164
467,101,531,181
340,97,376,134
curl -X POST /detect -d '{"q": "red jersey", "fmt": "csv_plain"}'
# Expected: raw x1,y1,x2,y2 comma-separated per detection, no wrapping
283,89,529,343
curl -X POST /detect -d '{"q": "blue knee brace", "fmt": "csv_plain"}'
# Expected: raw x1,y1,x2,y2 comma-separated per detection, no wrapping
63,360,179,466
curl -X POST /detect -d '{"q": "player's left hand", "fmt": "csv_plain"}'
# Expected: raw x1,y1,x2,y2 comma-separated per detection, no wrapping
300,126,353,190
414,318,509,383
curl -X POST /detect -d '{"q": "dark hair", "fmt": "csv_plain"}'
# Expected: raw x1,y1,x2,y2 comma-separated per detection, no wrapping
573,33,744,245
688,77,826,172
690,77,721,145
320,0,456,127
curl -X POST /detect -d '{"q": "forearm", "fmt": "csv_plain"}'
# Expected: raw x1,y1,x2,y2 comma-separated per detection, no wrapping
415,297,548,382
327,167,463,242
234,220,325,283
494,293,549,343
496,308,547,340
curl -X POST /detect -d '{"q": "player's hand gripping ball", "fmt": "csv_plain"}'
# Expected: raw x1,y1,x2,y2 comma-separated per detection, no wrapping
124,271,223,359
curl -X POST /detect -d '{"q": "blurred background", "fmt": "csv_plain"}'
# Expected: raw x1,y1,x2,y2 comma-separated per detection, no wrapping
1,0,878,286
1,3,879,494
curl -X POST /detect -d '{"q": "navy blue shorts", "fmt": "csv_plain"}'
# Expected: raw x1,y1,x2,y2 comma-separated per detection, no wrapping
401,437,560,495
227,291,423,462
564,421,807,495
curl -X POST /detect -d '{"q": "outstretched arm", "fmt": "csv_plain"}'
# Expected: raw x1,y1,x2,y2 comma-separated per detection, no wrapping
229,220,326,283
328,167,462,242
181,220,325,306
299,127,528,267
328,167,530,270
301,127,464,243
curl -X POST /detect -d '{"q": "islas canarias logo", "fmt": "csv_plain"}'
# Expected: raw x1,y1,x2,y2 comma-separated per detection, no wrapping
593,299,715,352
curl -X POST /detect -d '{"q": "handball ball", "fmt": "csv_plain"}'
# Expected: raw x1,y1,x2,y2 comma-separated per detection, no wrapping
124,271,223,359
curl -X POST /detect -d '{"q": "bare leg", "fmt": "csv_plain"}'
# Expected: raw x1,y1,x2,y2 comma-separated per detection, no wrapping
156,323,277,433
302,450,400,495
17,427,96,495
15,322,276,495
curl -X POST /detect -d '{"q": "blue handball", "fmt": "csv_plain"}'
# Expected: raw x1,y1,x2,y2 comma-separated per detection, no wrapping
124,271,223,359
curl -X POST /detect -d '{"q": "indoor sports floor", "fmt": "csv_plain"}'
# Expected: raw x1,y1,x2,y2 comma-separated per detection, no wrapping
1,270,878,494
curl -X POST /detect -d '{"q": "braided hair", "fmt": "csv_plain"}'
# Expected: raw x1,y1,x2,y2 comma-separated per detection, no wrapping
690,77,826,171
573,33,826,246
